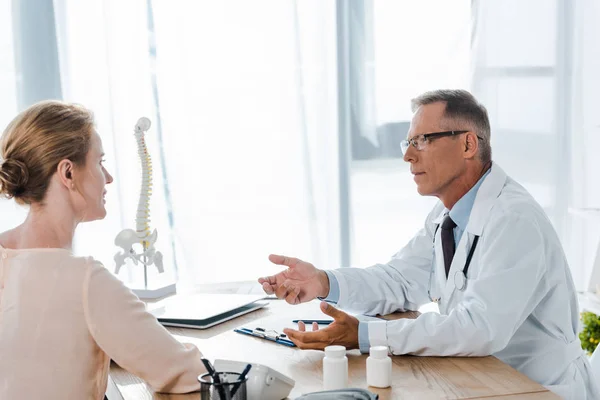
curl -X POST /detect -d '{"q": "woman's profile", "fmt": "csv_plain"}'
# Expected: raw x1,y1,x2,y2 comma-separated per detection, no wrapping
0,101,204,399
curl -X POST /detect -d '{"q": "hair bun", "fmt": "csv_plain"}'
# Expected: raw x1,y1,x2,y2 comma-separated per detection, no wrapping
0,158,30,199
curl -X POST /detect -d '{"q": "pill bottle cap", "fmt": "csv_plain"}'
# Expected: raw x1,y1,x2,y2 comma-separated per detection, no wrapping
324,345,346,358
369,346,388,359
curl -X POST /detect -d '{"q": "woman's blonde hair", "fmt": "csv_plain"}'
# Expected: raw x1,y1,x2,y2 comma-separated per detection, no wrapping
0,100,95,205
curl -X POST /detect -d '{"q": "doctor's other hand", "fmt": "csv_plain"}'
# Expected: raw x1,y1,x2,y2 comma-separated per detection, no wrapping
258,254,330,305
283,301,359,350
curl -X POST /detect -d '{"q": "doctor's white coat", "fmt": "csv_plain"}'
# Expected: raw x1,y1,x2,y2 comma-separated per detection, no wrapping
330,164,600,399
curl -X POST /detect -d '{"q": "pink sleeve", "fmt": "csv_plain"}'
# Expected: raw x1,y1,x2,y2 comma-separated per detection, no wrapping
83,260,205,393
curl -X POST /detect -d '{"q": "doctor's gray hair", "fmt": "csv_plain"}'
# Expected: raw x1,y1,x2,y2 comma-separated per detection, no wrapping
411,89,492,164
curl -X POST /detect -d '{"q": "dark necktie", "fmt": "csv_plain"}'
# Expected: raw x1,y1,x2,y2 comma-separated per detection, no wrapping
441,214,457,279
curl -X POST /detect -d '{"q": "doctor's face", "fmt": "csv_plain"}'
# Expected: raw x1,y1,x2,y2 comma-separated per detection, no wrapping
403,102,468,198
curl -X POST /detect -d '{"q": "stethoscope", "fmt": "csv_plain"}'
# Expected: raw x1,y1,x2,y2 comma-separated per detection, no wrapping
427,223,480,303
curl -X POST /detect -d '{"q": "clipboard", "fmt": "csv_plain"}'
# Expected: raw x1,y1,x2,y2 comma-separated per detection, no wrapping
234,327,296,347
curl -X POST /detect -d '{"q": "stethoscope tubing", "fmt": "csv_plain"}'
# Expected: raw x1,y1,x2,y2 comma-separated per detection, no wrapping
428,223,480,301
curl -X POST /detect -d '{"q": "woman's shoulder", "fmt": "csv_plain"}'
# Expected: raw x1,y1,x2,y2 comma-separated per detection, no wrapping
68,255,106,271
84,258,127,289
0,241,105,275
0,228,19,248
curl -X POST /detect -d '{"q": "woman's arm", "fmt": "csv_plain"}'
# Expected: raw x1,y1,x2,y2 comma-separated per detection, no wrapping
83,260,205,393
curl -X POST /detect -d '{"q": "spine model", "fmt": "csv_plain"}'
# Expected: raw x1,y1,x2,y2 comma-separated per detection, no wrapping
135,117,153,241
114,117,164,276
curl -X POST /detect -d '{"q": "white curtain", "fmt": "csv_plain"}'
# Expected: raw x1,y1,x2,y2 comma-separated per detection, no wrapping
569,0,600,292
148,0,341,284
0,1,25,229
471,0,600,290
0,2,18,130
50,0,341,286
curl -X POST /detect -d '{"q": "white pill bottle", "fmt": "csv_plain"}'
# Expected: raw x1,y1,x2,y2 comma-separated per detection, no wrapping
323,345,348,390
366,346,392,388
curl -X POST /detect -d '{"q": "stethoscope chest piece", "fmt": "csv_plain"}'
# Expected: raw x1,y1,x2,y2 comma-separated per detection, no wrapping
454,270,467,291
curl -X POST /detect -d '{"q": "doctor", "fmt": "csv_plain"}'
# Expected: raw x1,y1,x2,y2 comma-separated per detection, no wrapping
259,90,600,399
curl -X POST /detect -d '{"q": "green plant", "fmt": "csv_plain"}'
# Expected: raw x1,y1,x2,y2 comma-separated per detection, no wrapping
579,311,600,356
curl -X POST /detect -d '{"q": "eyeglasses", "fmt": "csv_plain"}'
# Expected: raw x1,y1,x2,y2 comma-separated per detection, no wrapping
400,130,482,156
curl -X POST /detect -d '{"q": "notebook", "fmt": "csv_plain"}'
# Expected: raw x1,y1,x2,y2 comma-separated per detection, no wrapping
148,293,268,329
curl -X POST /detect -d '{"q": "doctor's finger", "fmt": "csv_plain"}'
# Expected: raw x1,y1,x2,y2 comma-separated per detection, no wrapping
312,322,319,331
320,301,347,320
274,282,293,299
284,328,329,344
290,339,327,351
297,321,306,332
269,254,301,268
261,282,276,295
258,275,277,285
285,286,301,305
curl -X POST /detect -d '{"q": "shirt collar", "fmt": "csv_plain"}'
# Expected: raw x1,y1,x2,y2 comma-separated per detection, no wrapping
448,168,491,231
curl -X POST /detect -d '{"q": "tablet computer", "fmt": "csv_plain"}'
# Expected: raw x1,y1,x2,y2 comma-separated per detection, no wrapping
148,293,268,329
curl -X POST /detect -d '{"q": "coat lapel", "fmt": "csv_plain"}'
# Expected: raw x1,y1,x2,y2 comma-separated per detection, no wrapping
438,163,509,313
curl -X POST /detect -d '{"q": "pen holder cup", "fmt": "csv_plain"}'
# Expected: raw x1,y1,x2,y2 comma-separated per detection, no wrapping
199,372,248,400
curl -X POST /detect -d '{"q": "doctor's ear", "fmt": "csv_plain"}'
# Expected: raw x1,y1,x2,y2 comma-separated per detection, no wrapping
464,132,479,158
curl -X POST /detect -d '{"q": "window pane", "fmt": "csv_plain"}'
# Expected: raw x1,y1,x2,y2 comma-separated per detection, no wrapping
350,0,471,267
482,76,555,134
479,0,557,68
373,0,472,124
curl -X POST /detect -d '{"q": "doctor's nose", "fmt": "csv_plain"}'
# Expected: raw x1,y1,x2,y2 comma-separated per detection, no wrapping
403,145,417,163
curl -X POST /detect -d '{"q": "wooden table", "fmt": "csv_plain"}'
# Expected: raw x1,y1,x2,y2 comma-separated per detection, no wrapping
108,299,559,399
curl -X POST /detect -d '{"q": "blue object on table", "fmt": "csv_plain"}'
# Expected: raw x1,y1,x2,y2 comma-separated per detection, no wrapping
292,319,334,325
234,327,296,347
296,388,379,399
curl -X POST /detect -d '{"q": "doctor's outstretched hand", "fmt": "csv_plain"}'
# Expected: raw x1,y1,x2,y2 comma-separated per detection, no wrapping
258,254,330,305
283,301,359,350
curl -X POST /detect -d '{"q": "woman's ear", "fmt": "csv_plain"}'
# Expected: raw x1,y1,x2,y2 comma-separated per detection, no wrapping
57,159,75,190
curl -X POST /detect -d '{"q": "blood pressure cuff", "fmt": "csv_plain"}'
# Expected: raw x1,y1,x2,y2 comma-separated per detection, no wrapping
296,388,379,399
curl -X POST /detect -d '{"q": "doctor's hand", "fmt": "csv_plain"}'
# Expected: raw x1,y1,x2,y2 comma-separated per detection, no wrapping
283,301,359,350
258,254,330,305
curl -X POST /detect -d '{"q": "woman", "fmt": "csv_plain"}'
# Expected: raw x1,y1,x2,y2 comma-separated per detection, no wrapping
0,101,205,399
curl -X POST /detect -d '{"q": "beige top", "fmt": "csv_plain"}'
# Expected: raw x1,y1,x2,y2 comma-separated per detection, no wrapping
0,245,204,400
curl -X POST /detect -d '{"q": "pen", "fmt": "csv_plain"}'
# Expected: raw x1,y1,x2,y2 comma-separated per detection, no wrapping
201,358,227,399
201,358,218,380
292,319,334,325
230,363,252,397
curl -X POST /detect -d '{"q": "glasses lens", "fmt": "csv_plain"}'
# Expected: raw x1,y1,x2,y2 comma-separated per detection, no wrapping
400,140,409,155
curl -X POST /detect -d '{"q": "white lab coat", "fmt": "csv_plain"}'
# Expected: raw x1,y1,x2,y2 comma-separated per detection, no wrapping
330,164,600,400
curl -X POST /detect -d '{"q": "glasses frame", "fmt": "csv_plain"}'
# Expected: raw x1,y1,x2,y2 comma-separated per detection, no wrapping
401,130,483,155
